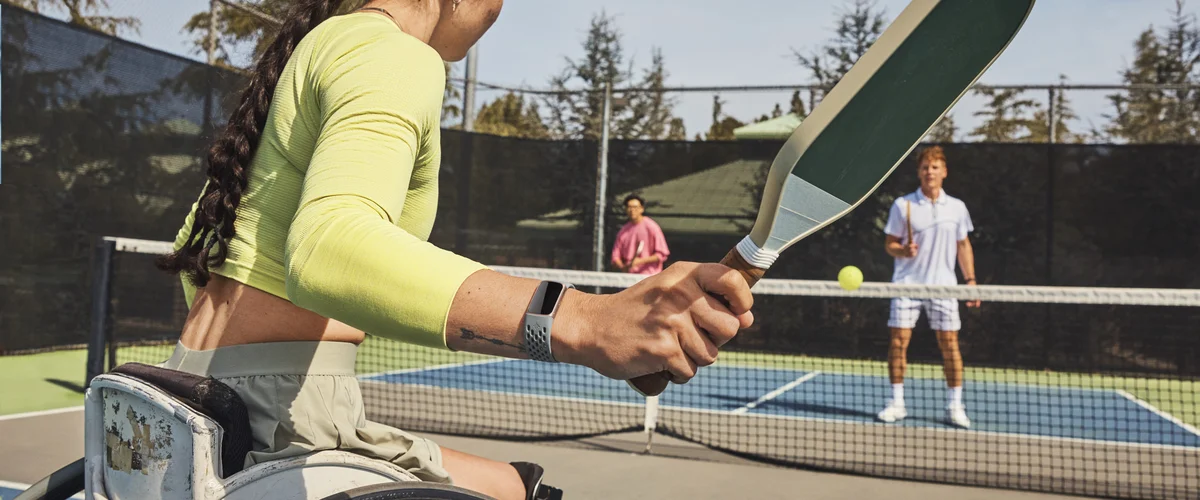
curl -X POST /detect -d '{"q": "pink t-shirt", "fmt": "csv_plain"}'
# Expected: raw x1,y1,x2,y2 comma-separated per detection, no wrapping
611,217,670,275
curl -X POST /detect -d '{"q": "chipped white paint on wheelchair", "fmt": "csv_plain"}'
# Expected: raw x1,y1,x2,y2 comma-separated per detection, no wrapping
92,376,223,499
86,373,425,499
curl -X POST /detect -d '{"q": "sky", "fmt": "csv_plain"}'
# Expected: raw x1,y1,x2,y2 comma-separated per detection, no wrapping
83,0,1198,138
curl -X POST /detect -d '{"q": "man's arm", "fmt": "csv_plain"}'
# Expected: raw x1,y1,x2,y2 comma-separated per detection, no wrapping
611,239,627,271
631,254,663,267
885,235,917,258
631,222,670,268
957,237,980,307
883,201,915,258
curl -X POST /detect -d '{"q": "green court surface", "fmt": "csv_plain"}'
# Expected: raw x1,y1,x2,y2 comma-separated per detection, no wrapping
3,341,1196,427
0,349,89,416
0,338,487,416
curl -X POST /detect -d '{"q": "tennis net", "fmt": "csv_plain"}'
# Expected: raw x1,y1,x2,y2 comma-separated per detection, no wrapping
91,236,1200,500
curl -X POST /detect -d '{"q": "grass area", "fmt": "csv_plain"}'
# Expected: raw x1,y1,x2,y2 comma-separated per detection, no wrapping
3,342,1196,428
354,337,489,375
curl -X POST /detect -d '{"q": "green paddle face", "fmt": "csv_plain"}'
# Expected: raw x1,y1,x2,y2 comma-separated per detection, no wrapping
627,0,1037,398
747,0,1035,260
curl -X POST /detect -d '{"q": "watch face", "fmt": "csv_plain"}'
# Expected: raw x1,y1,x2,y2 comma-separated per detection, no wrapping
538,282,565,314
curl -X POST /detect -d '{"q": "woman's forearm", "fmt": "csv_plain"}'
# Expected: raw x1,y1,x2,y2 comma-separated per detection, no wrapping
444,269,593,364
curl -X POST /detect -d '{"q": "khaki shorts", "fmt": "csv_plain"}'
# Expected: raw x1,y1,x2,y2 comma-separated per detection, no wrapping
162,341,451,483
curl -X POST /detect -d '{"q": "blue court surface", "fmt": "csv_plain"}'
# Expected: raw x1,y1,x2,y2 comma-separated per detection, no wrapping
365,360,1200,448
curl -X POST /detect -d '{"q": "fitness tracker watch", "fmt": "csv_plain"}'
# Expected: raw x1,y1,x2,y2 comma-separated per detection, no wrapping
522,280,574,363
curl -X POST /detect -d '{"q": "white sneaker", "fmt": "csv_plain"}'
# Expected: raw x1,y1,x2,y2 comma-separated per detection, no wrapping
877,400,907,423
947,403,971,428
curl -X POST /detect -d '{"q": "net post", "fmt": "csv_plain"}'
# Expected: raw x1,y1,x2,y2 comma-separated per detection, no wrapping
1044,87,1057,369
86,237,116,387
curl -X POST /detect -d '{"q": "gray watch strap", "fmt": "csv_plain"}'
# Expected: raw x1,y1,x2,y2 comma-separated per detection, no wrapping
522,281,572,363
524,315,556,363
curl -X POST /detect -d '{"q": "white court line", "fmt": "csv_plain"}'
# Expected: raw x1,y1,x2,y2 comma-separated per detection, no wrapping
0,405,83,422
361,362,1200,452
0,479,83,498
732,371,822,414
1116,390,1200,439
370,379,1200,452
357,358,508,380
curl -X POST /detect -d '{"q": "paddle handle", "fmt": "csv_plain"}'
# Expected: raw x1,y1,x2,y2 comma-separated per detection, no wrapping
717,246,766,289
626,246,766,397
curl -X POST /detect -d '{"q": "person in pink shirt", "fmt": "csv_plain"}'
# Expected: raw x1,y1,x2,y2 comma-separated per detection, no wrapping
611,194,670,275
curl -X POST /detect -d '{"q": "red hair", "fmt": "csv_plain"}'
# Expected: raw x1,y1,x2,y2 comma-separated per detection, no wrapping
916,145,947,167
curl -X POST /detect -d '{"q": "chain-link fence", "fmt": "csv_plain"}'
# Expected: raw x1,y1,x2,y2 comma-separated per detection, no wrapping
2,4,1198,353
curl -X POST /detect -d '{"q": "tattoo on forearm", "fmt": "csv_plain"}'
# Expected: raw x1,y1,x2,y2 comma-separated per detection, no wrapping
459,328,527,354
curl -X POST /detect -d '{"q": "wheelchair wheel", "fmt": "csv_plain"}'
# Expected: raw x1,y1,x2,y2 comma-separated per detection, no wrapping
12,458,84,500
320,482,496,500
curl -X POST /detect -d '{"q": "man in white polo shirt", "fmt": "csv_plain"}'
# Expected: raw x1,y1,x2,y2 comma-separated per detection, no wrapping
877,145,980,429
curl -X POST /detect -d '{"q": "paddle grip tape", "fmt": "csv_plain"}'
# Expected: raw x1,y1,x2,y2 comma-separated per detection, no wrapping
736,236,779,270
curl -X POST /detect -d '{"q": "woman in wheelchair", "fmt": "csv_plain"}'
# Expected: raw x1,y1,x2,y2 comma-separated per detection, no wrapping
29,1,755,499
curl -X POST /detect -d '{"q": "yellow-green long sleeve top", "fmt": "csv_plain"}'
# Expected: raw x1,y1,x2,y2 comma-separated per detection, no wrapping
172,13,485,349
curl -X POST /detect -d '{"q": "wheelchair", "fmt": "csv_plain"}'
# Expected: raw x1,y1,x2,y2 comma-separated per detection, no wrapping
15,363,562,500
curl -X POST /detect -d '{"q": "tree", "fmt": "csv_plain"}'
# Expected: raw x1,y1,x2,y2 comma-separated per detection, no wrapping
442,62,463,124
543,12,682,141
1,8,213,349
701,95,745,141
1103,1,1200,144
793,0,887,102
789,90,808,118
925,114,957,143
543,12,631,140
181,2,465,124
666,118,687,140
473,92,549,139
1,0,139,35
1027,76,1083,143
182,0,289,67
968,88,1041,142
620,48,684,140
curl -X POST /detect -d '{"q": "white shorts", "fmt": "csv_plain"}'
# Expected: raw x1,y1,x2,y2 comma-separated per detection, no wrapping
888,297,961,331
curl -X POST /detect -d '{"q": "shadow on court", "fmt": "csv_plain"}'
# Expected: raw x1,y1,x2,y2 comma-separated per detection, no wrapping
0,407,1094,500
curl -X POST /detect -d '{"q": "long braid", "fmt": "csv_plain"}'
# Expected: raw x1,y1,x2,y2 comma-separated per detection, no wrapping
158,0,349,286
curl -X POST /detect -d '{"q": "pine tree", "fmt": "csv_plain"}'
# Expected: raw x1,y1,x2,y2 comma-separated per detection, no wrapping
543,12,631,140
1027,76,1083,143
544,12,682,141
969,88,1041,142
925,114,957,143
1103,1,1200,143
793,0,887,100
622,48,682,140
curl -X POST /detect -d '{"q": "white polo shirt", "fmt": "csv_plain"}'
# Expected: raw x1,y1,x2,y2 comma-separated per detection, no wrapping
884,189,973,285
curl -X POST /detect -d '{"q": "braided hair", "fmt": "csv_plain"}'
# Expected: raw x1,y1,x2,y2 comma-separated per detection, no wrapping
158,0,349,285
